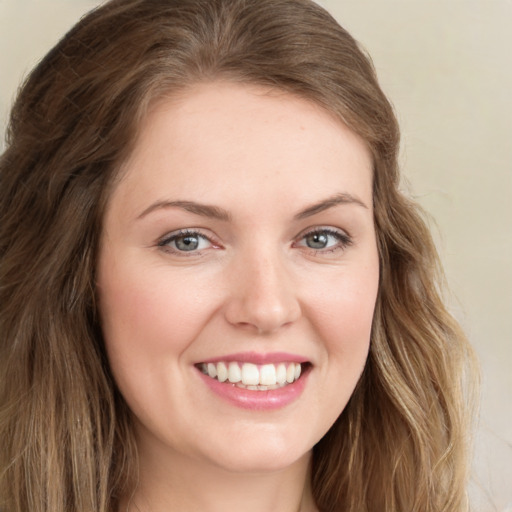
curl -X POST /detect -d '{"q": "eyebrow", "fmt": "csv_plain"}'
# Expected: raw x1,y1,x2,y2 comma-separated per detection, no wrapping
137,200,231,221
294,193,368,220
137,192,368,222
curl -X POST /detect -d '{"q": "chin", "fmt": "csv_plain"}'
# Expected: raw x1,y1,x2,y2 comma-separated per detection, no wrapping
202,434,313,474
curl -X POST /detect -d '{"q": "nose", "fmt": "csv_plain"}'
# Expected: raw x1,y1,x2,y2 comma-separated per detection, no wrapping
223,248,302,334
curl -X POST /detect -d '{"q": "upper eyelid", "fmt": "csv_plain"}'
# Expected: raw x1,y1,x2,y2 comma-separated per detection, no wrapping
156,226,352,249
295,225,351,239
157,228,216,248
159,227,213,240
293,226,353,251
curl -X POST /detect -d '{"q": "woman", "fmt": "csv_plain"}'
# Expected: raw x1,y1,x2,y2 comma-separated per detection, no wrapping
0,0,478,511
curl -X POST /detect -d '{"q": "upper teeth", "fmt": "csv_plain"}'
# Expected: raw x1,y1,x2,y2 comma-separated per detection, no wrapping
200,362,302,388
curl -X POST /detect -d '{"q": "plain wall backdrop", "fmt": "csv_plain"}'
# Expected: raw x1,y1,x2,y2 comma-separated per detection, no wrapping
1,1,510,510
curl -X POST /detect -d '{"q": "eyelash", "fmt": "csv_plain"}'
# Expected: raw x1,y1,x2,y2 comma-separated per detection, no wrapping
157,227,352,256
294,227,353,254
157,229,216,255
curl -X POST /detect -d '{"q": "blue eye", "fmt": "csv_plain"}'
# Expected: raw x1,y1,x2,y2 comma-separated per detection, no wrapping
297,228,352,252
158,230,212,253
304,232,331,249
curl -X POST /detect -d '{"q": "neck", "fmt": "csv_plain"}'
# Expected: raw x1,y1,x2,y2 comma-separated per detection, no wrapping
122,432,317,512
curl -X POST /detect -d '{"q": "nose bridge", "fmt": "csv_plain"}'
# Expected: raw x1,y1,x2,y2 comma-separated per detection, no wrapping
224,240,301,333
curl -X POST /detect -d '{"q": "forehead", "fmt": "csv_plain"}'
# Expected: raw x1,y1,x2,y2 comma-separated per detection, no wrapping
109,81,373,220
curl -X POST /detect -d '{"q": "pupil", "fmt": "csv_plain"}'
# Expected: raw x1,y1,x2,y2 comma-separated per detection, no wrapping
176,235,199,251
306,232,328,249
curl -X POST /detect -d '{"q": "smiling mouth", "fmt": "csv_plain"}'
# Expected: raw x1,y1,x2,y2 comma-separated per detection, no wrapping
197,361,306,390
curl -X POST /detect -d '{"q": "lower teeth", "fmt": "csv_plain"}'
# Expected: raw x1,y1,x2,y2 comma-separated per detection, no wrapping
234,382,286,391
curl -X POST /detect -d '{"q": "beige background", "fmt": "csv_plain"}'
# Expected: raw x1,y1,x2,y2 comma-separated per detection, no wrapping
1,1,510,510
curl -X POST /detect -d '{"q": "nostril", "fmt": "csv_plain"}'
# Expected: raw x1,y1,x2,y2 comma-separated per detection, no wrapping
224,296,302,334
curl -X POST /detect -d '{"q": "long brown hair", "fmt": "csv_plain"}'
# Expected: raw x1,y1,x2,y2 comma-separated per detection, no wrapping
0,1,477,511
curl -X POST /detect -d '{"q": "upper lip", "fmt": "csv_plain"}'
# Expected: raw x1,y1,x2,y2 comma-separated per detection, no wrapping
198,351,310,365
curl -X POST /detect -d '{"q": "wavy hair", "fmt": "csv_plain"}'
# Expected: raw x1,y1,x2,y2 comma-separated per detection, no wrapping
0,0,477,511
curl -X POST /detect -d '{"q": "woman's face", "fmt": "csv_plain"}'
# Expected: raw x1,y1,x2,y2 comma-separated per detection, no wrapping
97,82,379,474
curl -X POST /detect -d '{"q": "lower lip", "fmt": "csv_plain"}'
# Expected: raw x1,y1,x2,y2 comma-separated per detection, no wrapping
197,366,310,410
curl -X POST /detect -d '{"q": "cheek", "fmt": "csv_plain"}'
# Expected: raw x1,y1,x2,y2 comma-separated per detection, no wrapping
97,259,215,372
96,257,224,432
310,263,378,345
286,259,378,441
304,259,378,407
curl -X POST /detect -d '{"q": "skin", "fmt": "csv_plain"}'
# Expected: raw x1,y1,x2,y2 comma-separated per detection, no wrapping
97,81,379,512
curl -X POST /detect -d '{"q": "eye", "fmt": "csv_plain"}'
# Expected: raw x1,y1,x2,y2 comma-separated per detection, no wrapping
157,229,214,254
295,227,352,253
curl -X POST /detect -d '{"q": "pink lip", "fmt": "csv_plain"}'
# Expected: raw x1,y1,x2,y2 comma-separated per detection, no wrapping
196,362,311,411
200,351,308,365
